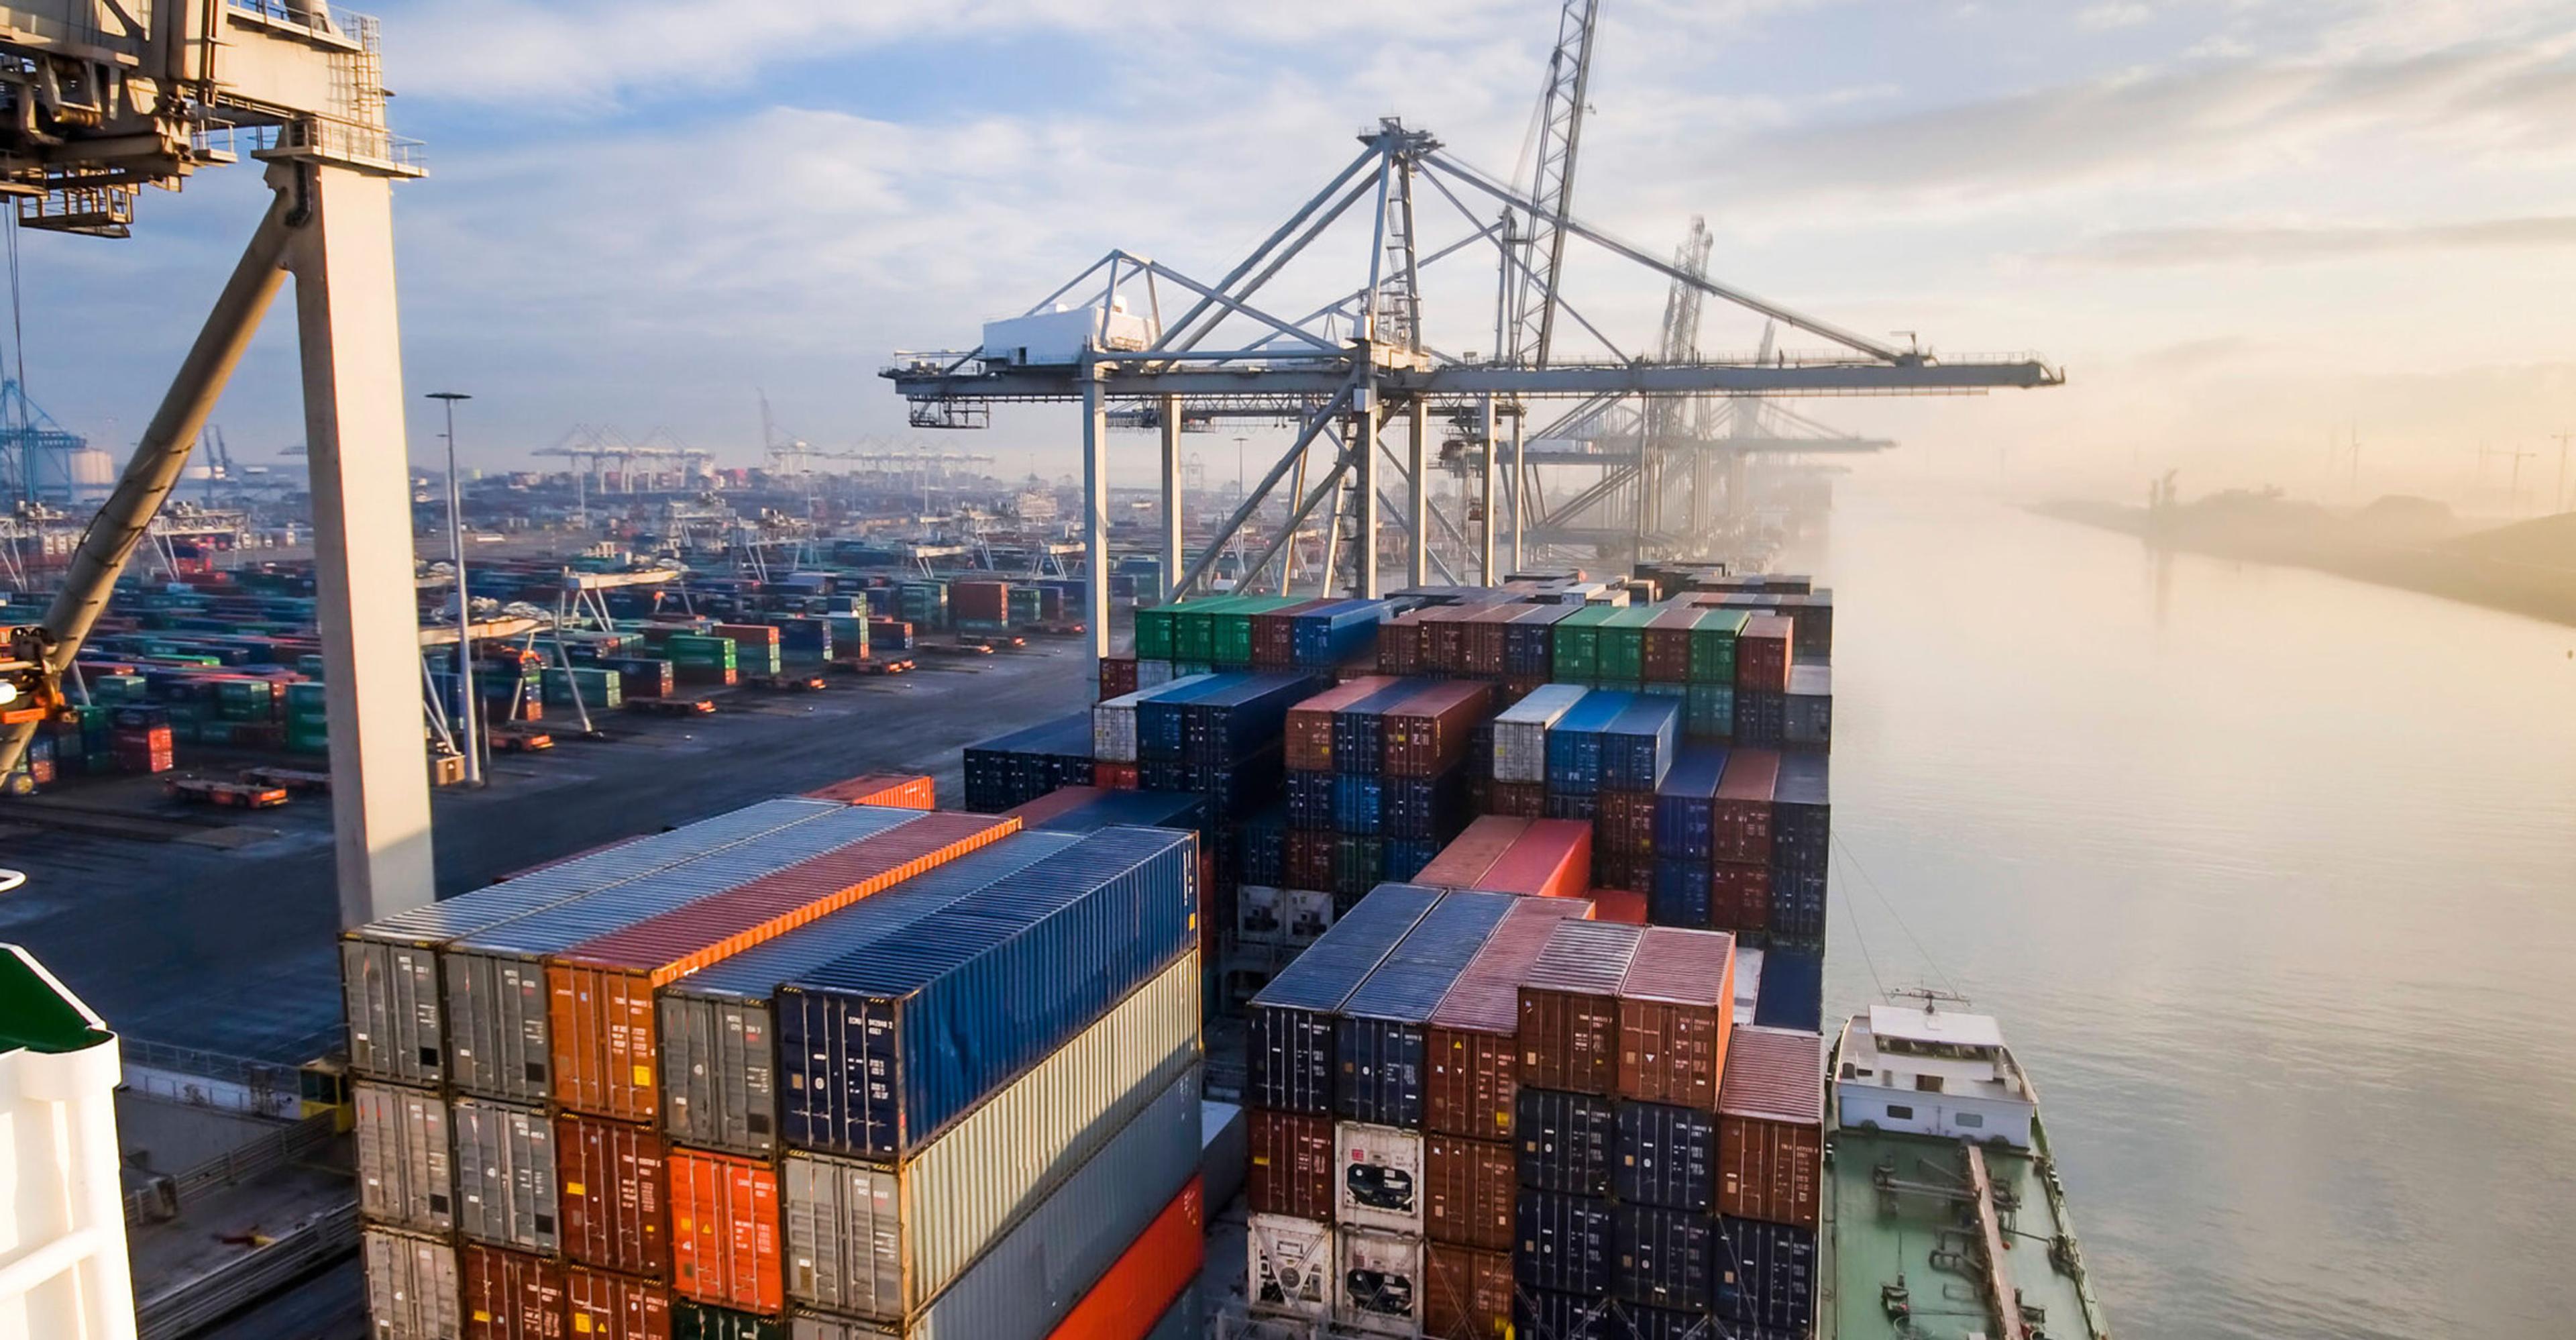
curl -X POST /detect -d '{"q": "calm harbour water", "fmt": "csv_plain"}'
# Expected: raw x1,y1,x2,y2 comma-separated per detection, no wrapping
1802,481,2576,1339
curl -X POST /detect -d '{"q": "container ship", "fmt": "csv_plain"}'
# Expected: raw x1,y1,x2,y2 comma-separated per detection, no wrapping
331,567,2110,1340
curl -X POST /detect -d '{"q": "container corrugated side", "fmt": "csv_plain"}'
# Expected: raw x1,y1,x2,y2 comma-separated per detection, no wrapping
1421,898,1589,1139
453,1096,559,1255
462,1242,566,1340
1512,1190,1612,1297
1513,1087,1615,1198
1424,1243,1511,1340
1470,820,1591,900
775,827,1197,1158
548,811,1019,1123
1713,1215,1816,1333
779,949,1199,1321
803,774,937,808
1422,1133,1513,1252
566,1266,673,1339
1335,891,1515,1127
366,1225,462,1340
660,833,1083,1156
356,1080,451,1235
1411,817,1525,890
1245,1107,1334,1221
1616,926,1737,1111
1718,1114,1823,1229
786,1064,1202,1339
1612,1204,1715,1311
1615,1100,1716,1213
1515,920,1644,1096
669,1147,782,1313
1246,883,1440,1114
445,807,919,1104
1045,1176,1203,1340
558,1111,669,1278
343,798,845,1086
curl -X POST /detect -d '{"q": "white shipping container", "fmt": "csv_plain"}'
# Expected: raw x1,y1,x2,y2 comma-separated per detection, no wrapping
1335,1228,1427,1338
783,951,1201,1321
1493,684,1587,783
1336,1121,1425,1235
1281,887,1334,949
1091,696,1141,764
1732,943,1766,1027
362,1226,461,1340
1136,658,1177,689
355,1082,452,1235
1236,886,1286,947
1247,1213,1334,1321
0,945,134,1340
450,1096,558,1254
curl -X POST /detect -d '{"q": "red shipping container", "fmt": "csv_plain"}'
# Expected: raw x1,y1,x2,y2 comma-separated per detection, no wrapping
1712,749,1780,864
1717,1025,1827,1229
1285,829,1336,891
1421,1134,1515,1250
1383,680,1493,777
547,811,1018,1121
1476,820,1591,900
1460,607,1518,677
1097,762,1141,790
1590,888,1648,925
1711,862,1770,934
462,1243,566,1340
1286,677,1397,772
1516,920,1645,1096
1049,1176,1205,1340
1098,657,1139,701
1642,607,1699,683
1424,1243,1513,1340
1377,611,1428,674
565,1268,671,1340
1425,898,1591,1139
667,1147,782,1312
557,1113,669,1278
1251,600,1331,668
801,773,936,808
1734,613,1794,692
1617,927,1737,1110
1004,784,1105,827
1428,606,1474,674
951,580,1010,622
1596,790,1656,857
1413,817,1528,890
1488,782,1546,819
1246,1109,1335,1221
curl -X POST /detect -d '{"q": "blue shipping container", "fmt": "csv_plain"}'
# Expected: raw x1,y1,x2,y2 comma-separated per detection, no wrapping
1332,890,1515,1126
1515,1190,1615,1297
1516,1086,1617,1197
1545,690,1633,796
1615,1100,1717,1213
1653,744,1727,862
1245,883,1440,1113
1614,1204,1717,1311
1714,1215,1817,1333
1752,943,1823,1034
1601,696,1682,792
1648,857,1712,930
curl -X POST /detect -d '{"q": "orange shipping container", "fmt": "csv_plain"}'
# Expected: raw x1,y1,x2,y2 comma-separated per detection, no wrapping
1715,1025,1826,1229
802,773,936,807
667,1147,782,1312
462,1243,566,1340
1412,817,1527,890
1589,888,1648,925
546,811,1017,1121
1421,1135,1514,1251
1049,1176,1205,1340
1423,1243,1513,1340
1617,926,1737,1111
565,1267,672,1340
557,1113,670,1278
1475,819,1591,900
1424,899,1591,1140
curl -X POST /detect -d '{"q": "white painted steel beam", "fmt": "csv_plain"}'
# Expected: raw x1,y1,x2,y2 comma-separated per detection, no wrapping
1158,394,1183,601
1480,396,1498,584
1081,371,1111,664
1407,399,1428,588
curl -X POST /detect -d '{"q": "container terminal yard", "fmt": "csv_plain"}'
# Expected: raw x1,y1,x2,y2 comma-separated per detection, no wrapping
0,3,2116,1340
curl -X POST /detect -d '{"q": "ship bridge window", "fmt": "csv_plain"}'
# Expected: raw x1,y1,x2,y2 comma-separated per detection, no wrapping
1955,1113,1984,1129
1886,1104,1915,1120
1915,1074,1945,1093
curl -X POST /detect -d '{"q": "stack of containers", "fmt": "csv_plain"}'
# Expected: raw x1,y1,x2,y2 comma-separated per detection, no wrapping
1282,678,1432,907
1709,749,1782,940
1512,919,1644,1332
1135,670,1317,823
1379,680,1494,880
1715,1025,1827,1339
961,714,1097,811
1650,745,1728,929
1592,695,1682,896
1411,816,1594,903
1093,674,1217,792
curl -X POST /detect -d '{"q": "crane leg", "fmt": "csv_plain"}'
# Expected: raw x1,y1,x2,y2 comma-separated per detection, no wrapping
1406,398,1428,588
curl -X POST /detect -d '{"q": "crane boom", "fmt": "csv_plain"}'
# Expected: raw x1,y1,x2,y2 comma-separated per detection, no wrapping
1501,0,1602,368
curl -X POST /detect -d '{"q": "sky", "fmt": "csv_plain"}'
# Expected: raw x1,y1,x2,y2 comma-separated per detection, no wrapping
14,0,2576,511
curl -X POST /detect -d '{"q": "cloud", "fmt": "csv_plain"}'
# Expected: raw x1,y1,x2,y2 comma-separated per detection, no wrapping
2063,215,2576,266
2078,3,2153,31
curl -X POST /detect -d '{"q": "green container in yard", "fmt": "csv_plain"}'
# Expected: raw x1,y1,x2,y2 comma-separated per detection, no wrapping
1551,605,1618,682
1687,608,1748,684
543,666,623,710
1134,605,1177,660
1596,606,1658,682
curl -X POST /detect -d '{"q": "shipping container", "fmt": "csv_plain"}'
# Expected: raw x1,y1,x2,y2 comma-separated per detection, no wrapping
1248,1213,1335,1322
1751,945,1823,1034
1617,927,1737,1110
566,1266,672,1340
672,1301,782,1339
1414,817,1525,890
1783,663,1831,750
551,810,1016,1122
1514,1086,1616,1198
1247,884,1440,1114
1611,1204,1715,1311
775,826,1196,1157
366,1226,462,1340
1234,884,1334,951
659,833,1081,1156
778,951,1200,1321
1713,1215,1816,1333
1491,684,1583,784
357,1081,452,1235
1047,1176,1203,1340
1334,679,1430,775
1336,1228,1427,1337
1651,745,1725,864
1595,790,1656,859
1336,890,1515,1128
1472,820,1591,900
1246,1109,1336,1221
453,1097,560,1255
1517,920,1644,1095
1382,680,1493,777
1335,1121,1426,1235
668,1147,781,1313
1008,787,1208,837
1717,1026,1825,1230
1709,749,1779,867
1285,676,1399,772
557,1112,669,1278
462,1243,566,1340
1423,898,1591,1139
1423,1243,1512,1340
1598,695,1681,793
1768,754,1829,944
1421,1133,1514,1251
1733,615,1792,692
1615,1100,1717,1213
1513,1190,1613,1297
802,774,936,809
344,798,845,1088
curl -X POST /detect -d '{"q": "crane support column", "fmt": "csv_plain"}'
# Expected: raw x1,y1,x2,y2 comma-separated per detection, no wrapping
1081,367,1112,664
1407,397,1428,588
1158,393,1183,601
1509,408,1527,570
1354,394,1381,599
0,193,297,781
280,162,437,926
1479,396,1498,584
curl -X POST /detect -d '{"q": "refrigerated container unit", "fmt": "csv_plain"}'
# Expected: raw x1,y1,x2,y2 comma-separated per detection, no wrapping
1717,1025,1825,1231
1248,1211,1336,1323
1336,891,1517,1129
1336,1227,1428,1337
1517,919,1646,1096
1423,898,1592,1141
1236,885,1334,951
1246,884,1441,1114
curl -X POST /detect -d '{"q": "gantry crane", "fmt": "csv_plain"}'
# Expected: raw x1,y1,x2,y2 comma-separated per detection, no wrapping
0,1,433,925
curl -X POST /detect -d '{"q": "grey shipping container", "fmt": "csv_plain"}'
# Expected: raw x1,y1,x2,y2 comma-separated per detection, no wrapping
783,1064,1202,1339
364,1225,462,1340
342,797,843,1087
443,805,920,1102
660,833,1082,1154
356,1082,451,1235
1246,884,1441,1113
451,1096,560,1255
782,951,1201,1322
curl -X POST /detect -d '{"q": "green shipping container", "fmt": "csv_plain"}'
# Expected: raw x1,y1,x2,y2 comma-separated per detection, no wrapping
1687,608,1749,684
1551,605,1619,682
1597,607,1659,682
1685,683,1734,739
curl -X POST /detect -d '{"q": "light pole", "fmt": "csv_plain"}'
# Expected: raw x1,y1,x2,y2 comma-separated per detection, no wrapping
427,392,480,786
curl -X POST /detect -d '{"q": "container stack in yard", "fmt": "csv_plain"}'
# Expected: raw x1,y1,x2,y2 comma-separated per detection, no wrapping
343,768,1210,1340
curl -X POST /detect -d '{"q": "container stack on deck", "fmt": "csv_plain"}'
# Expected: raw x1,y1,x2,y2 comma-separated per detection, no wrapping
342,776,1207,1340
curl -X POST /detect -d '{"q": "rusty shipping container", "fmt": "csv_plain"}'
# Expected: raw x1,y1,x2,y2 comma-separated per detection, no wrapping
1423,898,1590,1139
1382,680,1493,777
549,810,1016,1123
567,1267,672,1340
1517,919,1645,1095
1424,1243,1513,1340
1717,1025,1827,1229
1422,1133,1515,1251
1617,925,1738,1110
453,1096,560,1255
669,1147,782,1313
1246,1107,1336,1221
462,1243,566,1340
356,1080,452,1235
558,1111,671,1278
